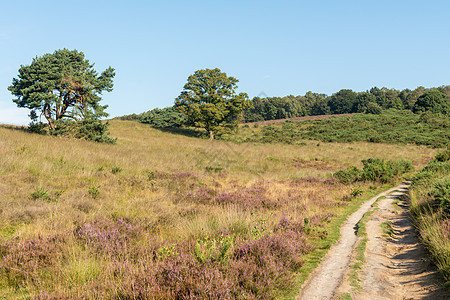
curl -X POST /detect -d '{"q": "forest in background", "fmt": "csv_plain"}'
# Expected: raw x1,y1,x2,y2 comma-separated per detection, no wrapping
120,85,450,124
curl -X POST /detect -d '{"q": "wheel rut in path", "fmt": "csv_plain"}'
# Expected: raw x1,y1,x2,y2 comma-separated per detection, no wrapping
297,182,448,300
340,182,449,299
297,184,405,300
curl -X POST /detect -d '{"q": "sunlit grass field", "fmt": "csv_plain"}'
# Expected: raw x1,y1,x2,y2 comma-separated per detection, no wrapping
0,120,439,298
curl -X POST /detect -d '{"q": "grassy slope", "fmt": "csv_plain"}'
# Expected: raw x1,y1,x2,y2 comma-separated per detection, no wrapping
228,110,449,148
0,120,439,298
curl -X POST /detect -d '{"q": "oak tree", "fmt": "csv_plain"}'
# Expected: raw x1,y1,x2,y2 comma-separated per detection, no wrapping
175,68,251,139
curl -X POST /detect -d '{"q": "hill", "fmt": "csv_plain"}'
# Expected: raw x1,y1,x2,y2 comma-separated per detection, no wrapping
0,120,441,298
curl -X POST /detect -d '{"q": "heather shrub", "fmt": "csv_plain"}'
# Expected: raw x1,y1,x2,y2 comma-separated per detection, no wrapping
231,222,312,297
73,218,138,256
0,234,66,290
308,212,335,227
186,186,217,204
155,252,233,299
184,182,279,210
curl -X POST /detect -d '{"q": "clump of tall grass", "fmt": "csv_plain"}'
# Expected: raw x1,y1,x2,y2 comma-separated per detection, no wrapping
410,149,450,281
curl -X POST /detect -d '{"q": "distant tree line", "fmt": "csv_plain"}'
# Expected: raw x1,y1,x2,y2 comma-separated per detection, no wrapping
243,86,450,122
128,85,449,132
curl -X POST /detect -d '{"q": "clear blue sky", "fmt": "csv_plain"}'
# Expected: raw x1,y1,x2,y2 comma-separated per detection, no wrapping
1,0,449,125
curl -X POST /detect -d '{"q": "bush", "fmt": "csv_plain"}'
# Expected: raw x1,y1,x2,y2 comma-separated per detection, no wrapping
28,122,47,134
139,107,186,128
361,158,394,183
391,159,414,175
50,119,116,144
333,167,361,184
335,158,413,184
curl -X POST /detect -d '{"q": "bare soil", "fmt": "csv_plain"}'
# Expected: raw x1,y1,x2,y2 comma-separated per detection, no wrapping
298,183,449,300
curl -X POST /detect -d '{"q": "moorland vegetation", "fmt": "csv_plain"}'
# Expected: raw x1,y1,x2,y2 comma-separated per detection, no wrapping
226,109,449,148
0,120,437,298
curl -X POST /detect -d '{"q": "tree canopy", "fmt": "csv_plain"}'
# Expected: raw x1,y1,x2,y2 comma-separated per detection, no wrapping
413,90,449,115
240,85,450,122
8,49,115,130
175,68,251,139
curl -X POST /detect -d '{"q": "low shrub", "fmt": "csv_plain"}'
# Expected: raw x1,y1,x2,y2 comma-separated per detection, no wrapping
333,167,361,184
139,107,186,128
334,158,412,184
360,158,393,183
50,119,117,144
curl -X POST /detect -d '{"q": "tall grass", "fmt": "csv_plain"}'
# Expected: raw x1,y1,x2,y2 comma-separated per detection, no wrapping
410,149,450,281
0,121,439,298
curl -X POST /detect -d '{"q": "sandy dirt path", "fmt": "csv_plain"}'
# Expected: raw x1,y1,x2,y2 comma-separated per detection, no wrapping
297,182,449,300
297,184,406,300
342,183,449,299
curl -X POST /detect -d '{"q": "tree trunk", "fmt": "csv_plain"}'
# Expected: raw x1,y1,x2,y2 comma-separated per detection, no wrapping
209,130,214,140
43,103,55,130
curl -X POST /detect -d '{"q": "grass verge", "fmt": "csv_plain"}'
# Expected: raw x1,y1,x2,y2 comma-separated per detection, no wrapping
409,149,450,286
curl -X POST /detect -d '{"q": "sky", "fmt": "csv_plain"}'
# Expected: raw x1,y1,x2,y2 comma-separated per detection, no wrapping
1,0,449,125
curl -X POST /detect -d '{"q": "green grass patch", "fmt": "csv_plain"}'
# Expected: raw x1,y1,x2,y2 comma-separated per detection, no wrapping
0,224,20,241
348,208,376,291
339,292,353,300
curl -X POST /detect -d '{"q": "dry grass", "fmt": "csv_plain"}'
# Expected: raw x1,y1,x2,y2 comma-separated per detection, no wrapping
0,120,439,298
